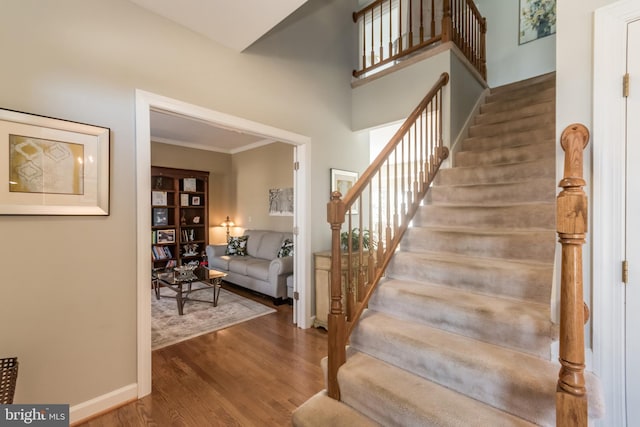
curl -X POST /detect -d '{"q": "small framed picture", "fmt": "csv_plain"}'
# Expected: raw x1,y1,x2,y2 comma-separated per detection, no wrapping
151,191,167,206
157,229,175,244
153,207,168,226
192,196,200,206
330,168,359,214
180,193,189,206
183,178,196,192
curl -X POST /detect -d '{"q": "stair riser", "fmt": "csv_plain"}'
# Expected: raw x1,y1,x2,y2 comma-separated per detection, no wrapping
350,316,556,426
338,352,539,427
387,253,552,304
490,73,555,94
455,141,555,167
462,127,555,151
413,204,556,229
469,114,552,138
435,159,555,186
401,229,556,262
486,81,556,104
480,88,555,115
369,284,553,357
429,179,556,205
475,101,554,126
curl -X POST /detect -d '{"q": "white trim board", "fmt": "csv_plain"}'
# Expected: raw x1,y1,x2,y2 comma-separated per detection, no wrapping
69,384,137,424
593,1,640,426
135,89,312,398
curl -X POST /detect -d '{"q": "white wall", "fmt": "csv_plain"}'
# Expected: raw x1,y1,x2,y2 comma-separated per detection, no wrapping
475,0,556,87
0,0,360,411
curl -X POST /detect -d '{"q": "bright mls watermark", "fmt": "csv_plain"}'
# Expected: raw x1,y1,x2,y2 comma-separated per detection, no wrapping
0,405,68,426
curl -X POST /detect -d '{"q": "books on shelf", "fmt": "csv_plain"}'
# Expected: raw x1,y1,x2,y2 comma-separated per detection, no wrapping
181,228,196,242
152,245,173,261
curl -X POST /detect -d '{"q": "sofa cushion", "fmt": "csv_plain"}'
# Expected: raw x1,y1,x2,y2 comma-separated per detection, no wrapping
228,258,250,275
245,230,266,258
226,235,248,256
245,259,271,281
256,232,285,260
209,255,231,270
277,238,294,257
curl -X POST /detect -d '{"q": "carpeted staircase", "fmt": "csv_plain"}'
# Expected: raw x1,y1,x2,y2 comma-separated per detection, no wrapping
293,73,603,426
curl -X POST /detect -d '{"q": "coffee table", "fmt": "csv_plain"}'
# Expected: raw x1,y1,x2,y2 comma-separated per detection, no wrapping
153,268,227,315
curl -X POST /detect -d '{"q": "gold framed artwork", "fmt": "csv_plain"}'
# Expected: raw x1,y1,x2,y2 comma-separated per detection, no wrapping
330,168,359,214
0,108,110,215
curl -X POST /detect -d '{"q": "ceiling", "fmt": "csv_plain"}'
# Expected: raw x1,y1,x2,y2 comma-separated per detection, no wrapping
150,110,272,154
131,0,309,153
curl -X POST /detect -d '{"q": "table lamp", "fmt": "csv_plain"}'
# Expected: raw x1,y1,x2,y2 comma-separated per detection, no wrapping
221,216,235,242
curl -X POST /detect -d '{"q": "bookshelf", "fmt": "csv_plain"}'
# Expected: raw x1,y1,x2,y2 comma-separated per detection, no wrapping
151,166,209,270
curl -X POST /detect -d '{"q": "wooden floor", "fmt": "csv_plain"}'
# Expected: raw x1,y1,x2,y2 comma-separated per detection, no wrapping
77,285,328,427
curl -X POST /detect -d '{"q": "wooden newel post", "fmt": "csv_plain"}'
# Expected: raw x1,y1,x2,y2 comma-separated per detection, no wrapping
556,123,589,426
327,191,346,400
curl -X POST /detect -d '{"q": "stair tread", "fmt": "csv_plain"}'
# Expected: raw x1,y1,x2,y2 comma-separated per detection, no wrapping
350,311,604,425
392,249,554,268
369,278,554,357
480,89,555,114
432,176,556,190
292,390,381,427
475,99,554,125
351,312,559,425
406,225,556,235
339,351,538,427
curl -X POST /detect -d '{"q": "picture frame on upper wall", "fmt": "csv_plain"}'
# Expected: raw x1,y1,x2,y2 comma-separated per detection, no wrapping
330,168,359,215
0,108,110,215
519,0,556,45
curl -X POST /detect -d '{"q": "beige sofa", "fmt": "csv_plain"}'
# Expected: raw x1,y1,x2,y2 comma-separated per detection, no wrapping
206,229,293,303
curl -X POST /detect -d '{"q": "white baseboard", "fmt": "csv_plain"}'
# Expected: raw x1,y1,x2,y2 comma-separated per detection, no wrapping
70,383,137,425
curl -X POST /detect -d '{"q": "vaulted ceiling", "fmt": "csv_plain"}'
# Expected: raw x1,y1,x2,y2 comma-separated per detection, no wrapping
129,0,309,152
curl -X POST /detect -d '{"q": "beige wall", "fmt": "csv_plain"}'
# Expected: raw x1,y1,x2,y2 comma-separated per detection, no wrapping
151,142,233,243
232,143,294,234
0,0,359,408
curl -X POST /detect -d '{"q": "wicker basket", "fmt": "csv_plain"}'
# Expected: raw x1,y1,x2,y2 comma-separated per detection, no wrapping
0,357,18,404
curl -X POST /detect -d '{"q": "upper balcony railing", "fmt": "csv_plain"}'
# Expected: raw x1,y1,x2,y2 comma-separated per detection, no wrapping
353,0,486,80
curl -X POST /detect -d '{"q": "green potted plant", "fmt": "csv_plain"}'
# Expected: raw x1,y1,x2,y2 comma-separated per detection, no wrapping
340,228,374,251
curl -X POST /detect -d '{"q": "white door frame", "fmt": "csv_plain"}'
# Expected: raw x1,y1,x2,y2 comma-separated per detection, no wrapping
593,2,640,425
134,89,312,397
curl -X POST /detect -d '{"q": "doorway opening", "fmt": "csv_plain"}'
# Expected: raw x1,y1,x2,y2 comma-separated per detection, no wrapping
135,90,311,397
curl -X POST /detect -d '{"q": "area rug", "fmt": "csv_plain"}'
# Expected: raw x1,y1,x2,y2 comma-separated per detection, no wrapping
152,285,275,350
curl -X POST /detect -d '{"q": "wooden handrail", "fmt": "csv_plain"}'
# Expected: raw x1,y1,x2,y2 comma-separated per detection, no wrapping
326,72,450,400
352,0,486,80
556,123,589,426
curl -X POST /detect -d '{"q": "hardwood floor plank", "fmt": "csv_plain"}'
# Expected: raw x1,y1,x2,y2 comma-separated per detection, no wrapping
77,285,327,426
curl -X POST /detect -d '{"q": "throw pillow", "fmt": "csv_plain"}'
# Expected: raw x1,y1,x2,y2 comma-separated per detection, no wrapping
226,235,248,256
277,238,294,257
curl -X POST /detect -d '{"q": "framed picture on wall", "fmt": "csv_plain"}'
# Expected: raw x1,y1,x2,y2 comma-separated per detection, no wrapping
0,108,110,215
519,0,556,45
330,168,359,214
